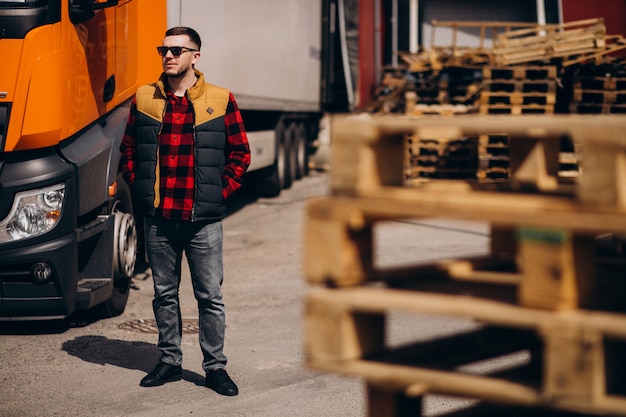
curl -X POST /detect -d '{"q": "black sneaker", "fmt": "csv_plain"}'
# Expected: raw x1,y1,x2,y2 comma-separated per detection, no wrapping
140,362,182,387
205,369,238,396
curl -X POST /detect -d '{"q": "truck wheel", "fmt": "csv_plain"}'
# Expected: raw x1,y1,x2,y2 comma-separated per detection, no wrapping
284,123,297,189
294,122,308,179
94,175,135,318
114,210,137,280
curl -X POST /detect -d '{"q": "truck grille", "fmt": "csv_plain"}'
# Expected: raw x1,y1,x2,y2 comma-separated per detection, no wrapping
0,103,10,152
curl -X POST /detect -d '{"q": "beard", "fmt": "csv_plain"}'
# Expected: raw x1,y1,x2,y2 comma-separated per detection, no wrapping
165,68,187,78
164,63,193,79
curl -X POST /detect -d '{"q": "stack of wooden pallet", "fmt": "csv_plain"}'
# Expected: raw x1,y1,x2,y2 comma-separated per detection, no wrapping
370,18,626,116
569,58,626,115
406,134,477,180
405,129,514,183
400,67,482,117
477,133,510,181
303,114,626,417
480,66,557,115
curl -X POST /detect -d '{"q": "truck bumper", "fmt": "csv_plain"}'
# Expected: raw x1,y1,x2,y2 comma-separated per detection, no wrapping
0,232,78,321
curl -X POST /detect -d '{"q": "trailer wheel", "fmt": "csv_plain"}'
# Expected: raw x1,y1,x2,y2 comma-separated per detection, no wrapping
277,121,292,190
294,122,308,179
284,123,297,189
248,122,289,197
94,175,135,318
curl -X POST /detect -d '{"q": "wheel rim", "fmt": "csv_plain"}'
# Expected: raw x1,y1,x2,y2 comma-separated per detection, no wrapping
113,208,137,280
119,213,137,278
295,124,307,178
276,123,288,189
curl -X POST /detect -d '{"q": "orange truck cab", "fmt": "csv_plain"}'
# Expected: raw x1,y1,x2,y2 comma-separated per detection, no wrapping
0,0,165,320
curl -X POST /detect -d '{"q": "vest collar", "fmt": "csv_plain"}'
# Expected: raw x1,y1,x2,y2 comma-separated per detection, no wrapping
155,69,206,101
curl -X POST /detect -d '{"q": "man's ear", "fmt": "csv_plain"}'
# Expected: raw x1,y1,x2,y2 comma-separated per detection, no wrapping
192,51,201,66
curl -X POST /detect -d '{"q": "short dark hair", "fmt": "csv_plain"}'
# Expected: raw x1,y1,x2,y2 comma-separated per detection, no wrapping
165,26,202,51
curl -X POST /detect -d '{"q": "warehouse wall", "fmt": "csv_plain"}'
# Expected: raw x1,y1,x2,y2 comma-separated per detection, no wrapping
561,0,626,35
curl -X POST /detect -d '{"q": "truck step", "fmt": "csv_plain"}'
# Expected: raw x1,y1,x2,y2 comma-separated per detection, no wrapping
76,279,112,309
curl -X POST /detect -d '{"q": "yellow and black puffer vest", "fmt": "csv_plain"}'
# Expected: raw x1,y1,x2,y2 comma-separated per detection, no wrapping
133,70,230,222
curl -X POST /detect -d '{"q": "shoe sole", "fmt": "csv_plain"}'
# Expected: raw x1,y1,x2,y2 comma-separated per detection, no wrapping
140,374,182,387
205,379,238,396
205,384,238,396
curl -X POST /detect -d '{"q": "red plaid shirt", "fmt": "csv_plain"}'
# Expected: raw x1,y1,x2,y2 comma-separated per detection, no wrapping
121,89,250,221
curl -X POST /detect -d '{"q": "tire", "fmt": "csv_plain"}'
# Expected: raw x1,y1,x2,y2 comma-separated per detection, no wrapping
283,123,297,189
294,122,308,179
248,121,289,197
248,165,281,198
93,174,135,318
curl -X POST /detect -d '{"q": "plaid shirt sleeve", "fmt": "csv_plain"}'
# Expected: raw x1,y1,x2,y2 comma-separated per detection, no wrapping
222,92,251,199
120,98,138,186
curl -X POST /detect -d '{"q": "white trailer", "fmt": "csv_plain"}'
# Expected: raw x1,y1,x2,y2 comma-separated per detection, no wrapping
166,0,328,197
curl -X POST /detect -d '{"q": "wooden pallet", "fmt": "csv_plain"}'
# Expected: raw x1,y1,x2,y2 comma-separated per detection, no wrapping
570,103,626,114
480,73,556,114
479,104,554,115
483,66,557,81
305,114,626,417
480,92,555,106
328,114,626,204
492,19,609,66
572,89,626,105
573,77,626,91
305,286,626,416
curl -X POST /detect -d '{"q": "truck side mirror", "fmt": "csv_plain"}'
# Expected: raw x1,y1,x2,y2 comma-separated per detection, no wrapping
70,0,119,24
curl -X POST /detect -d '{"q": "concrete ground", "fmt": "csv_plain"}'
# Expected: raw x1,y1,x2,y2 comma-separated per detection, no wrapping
0,171,495,417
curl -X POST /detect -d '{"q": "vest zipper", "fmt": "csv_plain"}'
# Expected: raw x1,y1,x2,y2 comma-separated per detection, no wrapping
189,91,197,222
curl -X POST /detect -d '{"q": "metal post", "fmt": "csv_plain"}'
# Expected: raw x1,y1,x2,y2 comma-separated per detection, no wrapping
409,0,419,53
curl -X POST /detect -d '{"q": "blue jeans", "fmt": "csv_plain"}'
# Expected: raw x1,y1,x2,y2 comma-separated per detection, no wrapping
144,216,227,372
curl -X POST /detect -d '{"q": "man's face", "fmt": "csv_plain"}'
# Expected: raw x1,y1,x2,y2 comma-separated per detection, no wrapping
160,34,199,78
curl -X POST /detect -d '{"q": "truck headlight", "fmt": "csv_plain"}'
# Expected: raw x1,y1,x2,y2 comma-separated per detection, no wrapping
0,184,65,243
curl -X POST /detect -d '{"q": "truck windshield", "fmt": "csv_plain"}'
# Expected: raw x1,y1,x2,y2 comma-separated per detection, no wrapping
0,0,47,7
0,0,57,38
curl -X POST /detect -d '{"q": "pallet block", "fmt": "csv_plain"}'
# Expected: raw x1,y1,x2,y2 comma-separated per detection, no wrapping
516,228,595,310
304,286,626,416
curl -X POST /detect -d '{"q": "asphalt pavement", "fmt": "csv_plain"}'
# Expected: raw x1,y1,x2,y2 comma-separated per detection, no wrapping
0,171,492,417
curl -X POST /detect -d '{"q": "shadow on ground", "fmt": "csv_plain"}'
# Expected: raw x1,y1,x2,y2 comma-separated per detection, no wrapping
62,335,205,386
62,336,204,386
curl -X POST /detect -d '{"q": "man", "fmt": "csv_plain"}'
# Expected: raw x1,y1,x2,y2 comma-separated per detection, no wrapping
120,26,250,396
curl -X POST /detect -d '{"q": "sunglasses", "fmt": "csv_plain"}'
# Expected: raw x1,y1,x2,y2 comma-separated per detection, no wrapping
156,46,198,57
